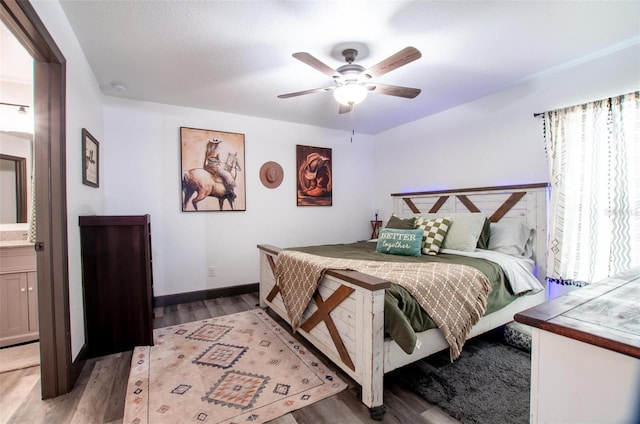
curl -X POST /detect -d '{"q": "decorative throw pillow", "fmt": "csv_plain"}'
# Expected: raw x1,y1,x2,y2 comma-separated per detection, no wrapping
385,213,418,230
477,218,491,249
415,217,451,255
376,228,423,256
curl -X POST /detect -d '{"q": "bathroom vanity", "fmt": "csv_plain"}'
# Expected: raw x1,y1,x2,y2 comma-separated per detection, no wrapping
0,229,37,347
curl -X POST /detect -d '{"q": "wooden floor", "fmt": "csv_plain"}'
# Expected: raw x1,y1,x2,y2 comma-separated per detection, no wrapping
0,292,460,424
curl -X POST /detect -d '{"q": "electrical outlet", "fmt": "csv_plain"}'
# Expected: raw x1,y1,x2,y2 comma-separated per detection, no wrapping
208,266,216,277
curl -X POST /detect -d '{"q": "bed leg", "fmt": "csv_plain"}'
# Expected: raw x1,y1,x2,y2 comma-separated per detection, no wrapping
360,291,386,421
369,405,387,421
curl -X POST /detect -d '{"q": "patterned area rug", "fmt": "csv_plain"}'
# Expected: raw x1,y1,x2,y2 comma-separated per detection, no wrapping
123,309,347,423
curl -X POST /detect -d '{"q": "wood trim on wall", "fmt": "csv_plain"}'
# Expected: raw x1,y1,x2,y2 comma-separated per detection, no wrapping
153,283,260,308
0,0,73,398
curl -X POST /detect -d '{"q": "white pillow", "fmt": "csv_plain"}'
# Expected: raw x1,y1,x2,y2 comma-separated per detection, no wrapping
488,221,533,257
421,213,486,251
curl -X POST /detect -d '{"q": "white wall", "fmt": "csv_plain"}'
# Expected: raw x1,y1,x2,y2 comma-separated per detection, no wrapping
0,81,33,133
373,43,640,221
103,97,376,297
31,0,105,358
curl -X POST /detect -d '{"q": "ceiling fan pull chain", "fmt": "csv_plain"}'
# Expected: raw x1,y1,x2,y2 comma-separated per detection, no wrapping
350,107,355,143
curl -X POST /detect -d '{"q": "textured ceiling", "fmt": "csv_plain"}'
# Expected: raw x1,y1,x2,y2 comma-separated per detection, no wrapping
7,1,640,134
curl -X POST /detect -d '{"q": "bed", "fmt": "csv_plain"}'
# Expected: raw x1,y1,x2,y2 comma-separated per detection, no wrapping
257,183,549,419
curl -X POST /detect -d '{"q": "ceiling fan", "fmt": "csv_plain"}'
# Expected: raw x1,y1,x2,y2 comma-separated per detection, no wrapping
278,46,422,114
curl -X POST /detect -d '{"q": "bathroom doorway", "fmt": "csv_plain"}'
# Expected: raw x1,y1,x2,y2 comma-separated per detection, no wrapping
1,0,74,398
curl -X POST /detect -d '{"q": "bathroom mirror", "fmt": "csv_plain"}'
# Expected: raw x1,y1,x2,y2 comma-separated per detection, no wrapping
0,154,27,223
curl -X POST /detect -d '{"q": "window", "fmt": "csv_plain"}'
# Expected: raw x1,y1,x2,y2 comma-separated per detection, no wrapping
544,91,639,284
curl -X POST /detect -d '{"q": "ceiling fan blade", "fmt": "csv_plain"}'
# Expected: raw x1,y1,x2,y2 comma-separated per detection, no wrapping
367,83,421,99
292,52,342,79
278,86,334,99
361,47,422,79
338,104,352,114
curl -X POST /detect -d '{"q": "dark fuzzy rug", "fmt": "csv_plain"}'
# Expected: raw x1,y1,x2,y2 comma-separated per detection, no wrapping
399,338,531,424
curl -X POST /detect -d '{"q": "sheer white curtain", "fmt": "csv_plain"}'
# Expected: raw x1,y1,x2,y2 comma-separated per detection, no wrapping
544,91,639,285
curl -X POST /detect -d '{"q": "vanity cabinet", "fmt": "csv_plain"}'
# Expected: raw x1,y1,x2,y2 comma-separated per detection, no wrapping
79,215,154,358
0,245,38,347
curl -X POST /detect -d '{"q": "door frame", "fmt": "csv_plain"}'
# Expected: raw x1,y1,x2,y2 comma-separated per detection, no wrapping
0,0,75,398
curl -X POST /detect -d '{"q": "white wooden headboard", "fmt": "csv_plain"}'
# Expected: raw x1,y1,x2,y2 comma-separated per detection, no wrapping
392,183,550,283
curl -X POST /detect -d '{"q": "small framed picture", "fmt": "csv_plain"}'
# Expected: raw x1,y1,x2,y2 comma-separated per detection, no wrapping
82,128,99,188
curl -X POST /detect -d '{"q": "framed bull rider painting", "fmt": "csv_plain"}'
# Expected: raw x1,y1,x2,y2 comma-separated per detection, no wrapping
181,127,246,212
296,144,332,206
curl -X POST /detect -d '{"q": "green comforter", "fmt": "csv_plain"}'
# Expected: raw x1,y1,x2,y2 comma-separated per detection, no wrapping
290,241,518,354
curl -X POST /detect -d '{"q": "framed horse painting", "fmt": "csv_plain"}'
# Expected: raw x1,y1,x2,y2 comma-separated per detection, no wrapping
180,127,246,212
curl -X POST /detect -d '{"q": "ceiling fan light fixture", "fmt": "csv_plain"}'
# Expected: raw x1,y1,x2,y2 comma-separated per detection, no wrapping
279,46,421,114
333,83,368,106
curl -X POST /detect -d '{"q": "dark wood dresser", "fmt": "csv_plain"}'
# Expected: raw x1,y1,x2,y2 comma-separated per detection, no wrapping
79,215,154,358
